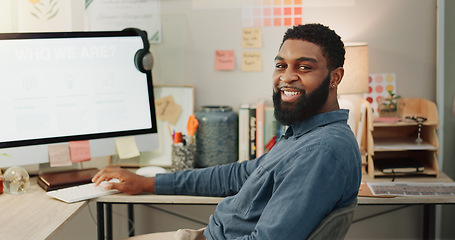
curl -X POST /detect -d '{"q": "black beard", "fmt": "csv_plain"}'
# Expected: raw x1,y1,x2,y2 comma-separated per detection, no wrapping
273,74,331,126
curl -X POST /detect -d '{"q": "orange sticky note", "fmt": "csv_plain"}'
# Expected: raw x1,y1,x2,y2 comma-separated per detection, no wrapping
48,144,72,167
69,140,91,163
215,50,235,70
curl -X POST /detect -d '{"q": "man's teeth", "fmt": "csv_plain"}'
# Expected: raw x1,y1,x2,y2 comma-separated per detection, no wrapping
284,91,301,96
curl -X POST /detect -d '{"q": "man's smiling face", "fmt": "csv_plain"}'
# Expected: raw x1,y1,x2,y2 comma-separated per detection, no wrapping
272,39,332,125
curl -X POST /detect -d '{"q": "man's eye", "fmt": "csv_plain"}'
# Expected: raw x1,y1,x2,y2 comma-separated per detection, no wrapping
275,64,285,69
299,65,311,70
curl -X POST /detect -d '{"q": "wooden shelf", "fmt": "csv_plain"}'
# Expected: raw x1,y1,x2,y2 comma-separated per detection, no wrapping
373,137,437,151
365,98,439,178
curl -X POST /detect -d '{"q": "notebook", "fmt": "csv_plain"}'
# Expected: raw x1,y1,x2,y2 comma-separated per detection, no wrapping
38,168,100,191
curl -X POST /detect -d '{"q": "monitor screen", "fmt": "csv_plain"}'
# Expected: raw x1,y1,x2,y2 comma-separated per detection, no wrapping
0,30,158,168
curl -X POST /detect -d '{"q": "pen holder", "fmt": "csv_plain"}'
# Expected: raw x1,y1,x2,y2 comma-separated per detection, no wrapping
171,143,196,172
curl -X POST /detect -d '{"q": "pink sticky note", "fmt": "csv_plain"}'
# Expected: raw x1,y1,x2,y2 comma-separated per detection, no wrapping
215,50,235,70
69,140,91,163
48,144,72,167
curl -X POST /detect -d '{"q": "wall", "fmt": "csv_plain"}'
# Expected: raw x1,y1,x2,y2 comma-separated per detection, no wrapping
151,0,437,112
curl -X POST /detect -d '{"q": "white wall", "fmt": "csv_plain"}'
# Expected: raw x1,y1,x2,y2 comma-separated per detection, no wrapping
151,0,436,111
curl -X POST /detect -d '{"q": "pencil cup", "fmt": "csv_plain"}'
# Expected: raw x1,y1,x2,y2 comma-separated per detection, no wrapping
171,143,196,172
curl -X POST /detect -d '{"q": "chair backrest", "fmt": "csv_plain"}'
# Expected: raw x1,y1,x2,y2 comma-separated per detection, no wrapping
307,199,357,240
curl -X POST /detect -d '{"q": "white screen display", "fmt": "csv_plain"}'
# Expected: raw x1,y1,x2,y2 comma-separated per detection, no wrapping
0,34,154,145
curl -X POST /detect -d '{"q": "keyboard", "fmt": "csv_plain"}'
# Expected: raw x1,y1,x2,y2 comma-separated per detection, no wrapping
367,182,455,196
46,179,120,203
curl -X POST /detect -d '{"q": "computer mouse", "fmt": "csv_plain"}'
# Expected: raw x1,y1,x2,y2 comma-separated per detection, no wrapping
135,166,166,177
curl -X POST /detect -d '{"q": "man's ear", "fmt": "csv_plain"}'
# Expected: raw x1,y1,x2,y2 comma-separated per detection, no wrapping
331,67,344,87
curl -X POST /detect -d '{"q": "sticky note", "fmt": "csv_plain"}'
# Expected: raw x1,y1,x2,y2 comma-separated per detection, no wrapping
155,95,182,125
241,51,262,72
242,28,262,48
69,140,91,163
115,136,140,159
215,50,235,70
165,101,182,125
49,144,72,167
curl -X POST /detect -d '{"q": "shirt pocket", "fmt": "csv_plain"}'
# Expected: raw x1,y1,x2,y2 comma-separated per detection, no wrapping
232,166,269,215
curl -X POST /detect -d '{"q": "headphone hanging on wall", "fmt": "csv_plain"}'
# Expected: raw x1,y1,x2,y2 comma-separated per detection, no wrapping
123,28,154,73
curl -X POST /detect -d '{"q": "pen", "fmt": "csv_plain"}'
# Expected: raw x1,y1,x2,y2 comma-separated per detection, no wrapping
167,125,174,141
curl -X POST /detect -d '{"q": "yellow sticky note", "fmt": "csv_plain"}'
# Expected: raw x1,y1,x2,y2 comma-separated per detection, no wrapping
242,51,262,72
49,144,72,167
242,28,262,48
69,140,91,163
115,136,140,159
215,50,235,70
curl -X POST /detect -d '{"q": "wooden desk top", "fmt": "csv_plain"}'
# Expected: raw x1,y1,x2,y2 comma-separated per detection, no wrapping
0,178,86,240
97,172,455,206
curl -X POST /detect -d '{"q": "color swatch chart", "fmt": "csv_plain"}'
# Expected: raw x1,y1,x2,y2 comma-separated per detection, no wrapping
242,0,304,27
364,73,397,116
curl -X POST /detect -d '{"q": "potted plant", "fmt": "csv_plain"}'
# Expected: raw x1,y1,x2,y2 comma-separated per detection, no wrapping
379,90,401,117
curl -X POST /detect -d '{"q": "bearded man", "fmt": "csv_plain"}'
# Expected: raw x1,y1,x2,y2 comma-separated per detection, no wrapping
93,23,362,240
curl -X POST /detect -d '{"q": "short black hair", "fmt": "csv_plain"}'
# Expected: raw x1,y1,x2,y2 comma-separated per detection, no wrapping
280,23,345,71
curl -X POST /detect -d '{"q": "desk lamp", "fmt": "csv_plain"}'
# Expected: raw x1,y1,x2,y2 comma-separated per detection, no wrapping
338,43,369,137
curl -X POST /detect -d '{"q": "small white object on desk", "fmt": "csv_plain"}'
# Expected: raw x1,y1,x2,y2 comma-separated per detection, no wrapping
136,166,166,177
47,178,120,203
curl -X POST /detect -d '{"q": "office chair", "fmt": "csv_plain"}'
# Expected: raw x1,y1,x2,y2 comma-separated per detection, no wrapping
127,200,358,240
307,199,358,240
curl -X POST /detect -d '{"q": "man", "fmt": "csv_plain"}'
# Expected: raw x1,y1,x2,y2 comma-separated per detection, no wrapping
93,23,362,240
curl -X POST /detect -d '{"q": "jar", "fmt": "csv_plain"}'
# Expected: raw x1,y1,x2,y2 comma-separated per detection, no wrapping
195,106,238,167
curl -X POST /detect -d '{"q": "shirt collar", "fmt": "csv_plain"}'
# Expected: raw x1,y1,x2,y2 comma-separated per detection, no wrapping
285,109,349,137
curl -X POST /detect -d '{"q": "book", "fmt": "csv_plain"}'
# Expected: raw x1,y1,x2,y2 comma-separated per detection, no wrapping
255,100,265,157
238,104,251,161
37,168,100,191
249,106,257,160
264,106,277,152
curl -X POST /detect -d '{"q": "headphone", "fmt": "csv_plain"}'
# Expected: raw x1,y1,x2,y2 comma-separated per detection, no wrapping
123,28,154,73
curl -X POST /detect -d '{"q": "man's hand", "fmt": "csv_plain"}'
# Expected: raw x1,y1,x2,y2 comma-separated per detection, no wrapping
92,166,155,195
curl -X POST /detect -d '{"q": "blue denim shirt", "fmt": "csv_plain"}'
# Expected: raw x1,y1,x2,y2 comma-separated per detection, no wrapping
155,109,362,240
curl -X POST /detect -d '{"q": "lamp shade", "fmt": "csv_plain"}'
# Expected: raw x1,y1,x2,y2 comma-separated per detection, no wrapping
338,43,369,94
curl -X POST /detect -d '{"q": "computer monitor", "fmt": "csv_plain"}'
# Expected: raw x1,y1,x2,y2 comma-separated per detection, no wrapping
0,29,158,169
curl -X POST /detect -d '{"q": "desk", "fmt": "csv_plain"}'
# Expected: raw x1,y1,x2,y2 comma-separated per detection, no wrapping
0,178,86,240
96,172,455,240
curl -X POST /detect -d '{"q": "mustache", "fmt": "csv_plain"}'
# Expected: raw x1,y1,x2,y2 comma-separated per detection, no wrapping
276,83,305,92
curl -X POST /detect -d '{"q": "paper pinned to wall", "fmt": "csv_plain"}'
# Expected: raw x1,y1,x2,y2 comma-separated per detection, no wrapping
16,0,73,32
242,51,262,72
155,95,183,125
85,0,162,43
0,1,13,32
49,144,72,167
215,50,235,71
364,73,397,116
242,28,262,48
